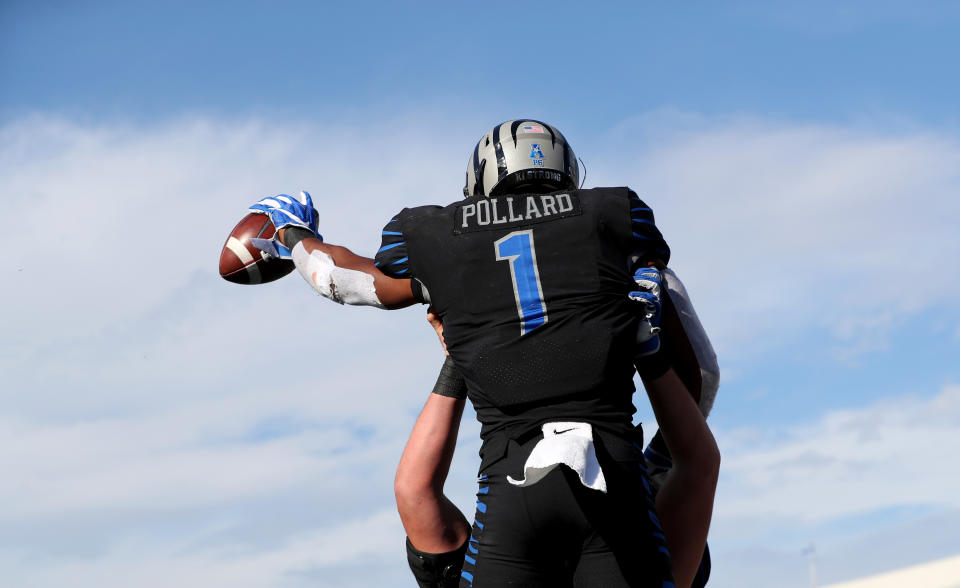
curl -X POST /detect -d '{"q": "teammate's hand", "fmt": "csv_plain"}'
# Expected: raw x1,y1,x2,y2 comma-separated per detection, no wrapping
248,190,322,259
630,267,662,357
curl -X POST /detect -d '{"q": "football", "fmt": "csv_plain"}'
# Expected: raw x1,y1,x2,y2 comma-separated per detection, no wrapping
219,212,295,284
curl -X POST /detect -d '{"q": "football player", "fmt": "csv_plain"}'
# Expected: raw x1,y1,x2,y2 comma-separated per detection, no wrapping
251,120,719,587
398,260,720,588
399,284,718,588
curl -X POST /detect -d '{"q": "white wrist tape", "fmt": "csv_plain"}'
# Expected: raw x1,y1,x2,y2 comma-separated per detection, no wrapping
292,242,385,308
663,268,720,417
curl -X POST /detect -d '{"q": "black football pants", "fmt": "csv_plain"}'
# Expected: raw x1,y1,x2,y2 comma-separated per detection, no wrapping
459,433,675,587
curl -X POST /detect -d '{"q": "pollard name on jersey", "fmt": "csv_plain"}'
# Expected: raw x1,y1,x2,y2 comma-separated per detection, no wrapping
455,192,583,234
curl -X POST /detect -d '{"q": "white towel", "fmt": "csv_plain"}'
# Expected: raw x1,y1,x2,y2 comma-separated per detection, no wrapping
507,422,607,493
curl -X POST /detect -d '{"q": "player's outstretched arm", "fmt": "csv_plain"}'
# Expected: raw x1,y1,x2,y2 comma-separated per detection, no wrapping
285,233,417,309
248,191,418,309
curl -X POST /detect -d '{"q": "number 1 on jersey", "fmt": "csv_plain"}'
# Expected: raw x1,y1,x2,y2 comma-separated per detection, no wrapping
495,230,547,335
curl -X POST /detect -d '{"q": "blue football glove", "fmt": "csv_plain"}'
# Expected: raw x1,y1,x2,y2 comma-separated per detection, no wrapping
248,190,322,259
630,267,662,357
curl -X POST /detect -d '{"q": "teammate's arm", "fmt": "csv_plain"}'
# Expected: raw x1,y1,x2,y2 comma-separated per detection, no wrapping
397,386,470,588
396,309,469,552
641,366,719,588
395,371,469,552
644,269,721,495
395,310,471,587
632,269,719,588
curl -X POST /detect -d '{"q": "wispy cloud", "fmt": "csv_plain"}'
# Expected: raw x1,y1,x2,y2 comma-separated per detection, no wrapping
589,115,960,359
706,383,960,587
2,113,958,586
716,384,960,523
0,508,405,588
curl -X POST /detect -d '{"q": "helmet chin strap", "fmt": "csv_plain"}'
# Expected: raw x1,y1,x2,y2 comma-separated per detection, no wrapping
578,157,587,189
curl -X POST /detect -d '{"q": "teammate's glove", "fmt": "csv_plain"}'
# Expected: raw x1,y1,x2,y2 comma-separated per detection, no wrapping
630,267,671,380
248,190,322,259
630,267,662,356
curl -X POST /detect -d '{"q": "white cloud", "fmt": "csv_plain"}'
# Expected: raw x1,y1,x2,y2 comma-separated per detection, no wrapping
0,115,472,352
0,114,482,587
587,115,960,359
0,508,406,588
4,114,958,369
704,384,960,587
714,384,960,524
2,113,959,586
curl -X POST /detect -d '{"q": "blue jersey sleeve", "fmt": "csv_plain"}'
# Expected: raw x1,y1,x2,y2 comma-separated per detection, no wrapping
628,190,671,269
374,214,411,278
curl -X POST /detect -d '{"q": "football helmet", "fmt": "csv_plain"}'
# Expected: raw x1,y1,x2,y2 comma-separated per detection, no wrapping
464,120,579,197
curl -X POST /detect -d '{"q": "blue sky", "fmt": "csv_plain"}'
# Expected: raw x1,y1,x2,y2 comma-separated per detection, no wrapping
2,2,959,587
5,1,960,127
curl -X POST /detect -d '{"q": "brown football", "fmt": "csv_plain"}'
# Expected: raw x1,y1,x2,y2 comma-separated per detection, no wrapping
219,212,295,284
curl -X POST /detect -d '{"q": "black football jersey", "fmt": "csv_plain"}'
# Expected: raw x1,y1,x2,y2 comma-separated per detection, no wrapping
375,187,669,431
